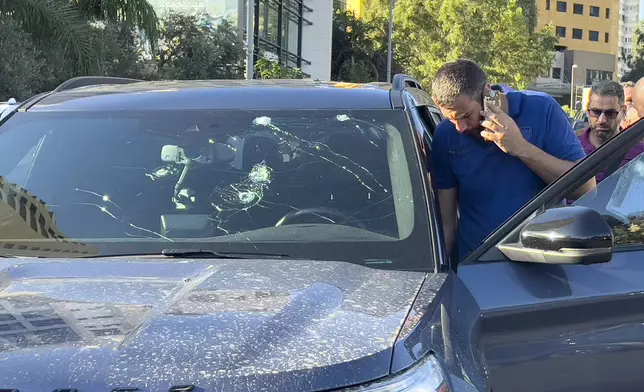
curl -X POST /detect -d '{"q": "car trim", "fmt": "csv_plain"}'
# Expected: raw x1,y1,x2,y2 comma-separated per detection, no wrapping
401,92,448,272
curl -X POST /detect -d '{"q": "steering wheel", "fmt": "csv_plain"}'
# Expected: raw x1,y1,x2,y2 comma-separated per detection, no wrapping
276,207,367,230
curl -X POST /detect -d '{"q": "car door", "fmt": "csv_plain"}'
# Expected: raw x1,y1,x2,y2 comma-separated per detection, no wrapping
456,119,644,392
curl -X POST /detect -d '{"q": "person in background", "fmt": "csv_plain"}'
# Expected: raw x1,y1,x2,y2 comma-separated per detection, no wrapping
622,81,634,109
578,80,644,183
430,59,595,261
632,77,644,121
621,106,640,131
620,81,637,131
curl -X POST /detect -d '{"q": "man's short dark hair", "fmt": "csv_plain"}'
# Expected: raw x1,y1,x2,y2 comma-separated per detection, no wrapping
591,80,625,105
431,60,487,106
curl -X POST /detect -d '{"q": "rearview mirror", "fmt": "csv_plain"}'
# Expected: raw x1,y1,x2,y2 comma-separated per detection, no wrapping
498,206,613,265
161,145,188,164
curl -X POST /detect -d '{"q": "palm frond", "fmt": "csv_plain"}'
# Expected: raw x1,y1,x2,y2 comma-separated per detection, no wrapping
0,0,98,73
72,0,159,46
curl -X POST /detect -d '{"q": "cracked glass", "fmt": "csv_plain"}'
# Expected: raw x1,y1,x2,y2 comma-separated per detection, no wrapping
0,109,433,269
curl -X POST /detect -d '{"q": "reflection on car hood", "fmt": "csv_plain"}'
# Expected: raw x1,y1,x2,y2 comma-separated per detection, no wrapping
0,258,426,392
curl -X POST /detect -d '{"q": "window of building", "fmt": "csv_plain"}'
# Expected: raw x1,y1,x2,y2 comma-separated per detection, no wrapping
557,1,567,12
586,69,600,85
572,3,583,14
552,67,562,79
606,7,610,18
255,0,310,75
556,26,566,37
573,28,583,39
546,0,550,10
585,69,613,85
590,6,600,17
605,32,609,43
589,30,599,41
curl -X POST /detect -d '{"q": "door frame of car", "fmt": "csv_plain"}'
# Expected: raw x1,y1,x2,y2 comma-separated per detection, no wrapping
398,87,452,272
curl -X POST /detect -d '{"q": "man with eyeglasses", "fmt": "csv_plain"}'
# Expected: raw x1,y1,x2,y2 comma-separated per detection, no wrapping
578,80,644,183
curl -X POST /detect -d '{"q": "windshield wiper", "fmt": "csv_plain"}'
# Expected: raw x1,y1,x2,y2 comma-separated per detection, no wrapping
161,248,294,259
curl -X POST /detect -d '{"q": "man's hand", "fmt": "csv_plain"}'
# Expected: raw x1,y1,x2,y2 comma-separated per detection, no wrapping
480,101,530,156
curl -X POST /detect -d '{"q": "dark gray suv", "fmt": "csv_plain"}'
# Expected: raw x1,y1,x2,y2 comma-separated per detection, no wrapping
0,75,642,392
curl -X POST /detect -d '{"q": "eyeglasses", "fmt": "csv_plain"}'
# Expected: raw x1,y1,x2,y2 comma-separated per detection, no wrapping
587,108,620,119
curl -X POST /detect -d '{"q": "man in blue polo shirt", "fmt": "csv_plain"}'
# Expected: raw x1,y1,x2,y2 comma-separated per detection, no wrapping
430,60,596,261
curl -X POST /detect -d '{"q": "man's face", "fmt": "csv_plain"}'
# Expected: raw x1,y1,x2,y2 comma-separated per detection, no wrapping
622,105,640,130
624,86,634,109
587,94,622,144
633,81,644,117
435,94,484,136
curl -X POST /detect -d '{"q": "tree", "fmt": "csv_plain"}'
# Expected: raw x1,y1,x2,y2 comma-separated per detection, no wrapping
156,13,245,80
391,0,557,90
331,9,400,82
1,0,159,74
621,22,644,82
71,0,158,44
0,15,47,101
0,0,97,73
93,23,149,79
31,22,153,94
361,0,537,31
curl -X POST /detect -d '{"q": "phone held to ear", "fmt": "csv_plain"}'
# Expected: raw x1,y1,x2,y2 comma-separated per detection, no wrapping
483,90,501,112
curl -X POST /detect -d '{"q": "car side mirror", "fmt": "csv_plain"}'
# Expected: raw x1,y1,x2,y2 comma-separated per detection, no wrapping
498,206,613,265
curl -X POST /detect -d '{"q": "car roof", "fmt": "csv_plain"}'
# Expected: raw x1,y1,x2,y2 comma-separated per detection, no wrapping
27,79,396,112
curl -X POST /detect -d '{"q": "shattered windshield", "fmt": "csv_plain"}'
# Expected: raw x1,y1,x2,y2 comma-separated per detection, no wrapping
0,109,432,269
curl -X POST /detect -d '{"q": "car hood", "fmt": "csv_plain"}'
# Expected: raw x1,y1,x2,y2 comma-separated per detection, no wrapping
0,258,426,392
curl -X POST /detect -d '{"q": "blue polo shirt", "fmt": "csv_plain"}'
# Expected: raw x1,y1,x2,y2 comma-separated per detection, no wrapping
430,90,586,260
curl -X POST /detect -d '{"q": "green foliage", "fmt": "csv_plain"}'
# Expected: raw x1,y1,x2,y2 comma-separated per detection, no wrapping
93,23,148,79
26,22,153,94
331,9,399,82
0,0,98,73
71,0,159,46
156,13,245,80
392,0,556,90
361,0,537,31
0,15,47,101
1,0,161,75
621,22,644,82
516,0,538,32
255,57,303,79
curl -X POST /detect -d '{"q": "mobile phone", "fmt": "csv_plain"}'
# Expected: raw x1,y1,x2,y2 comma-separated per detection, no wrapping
483,90,500,112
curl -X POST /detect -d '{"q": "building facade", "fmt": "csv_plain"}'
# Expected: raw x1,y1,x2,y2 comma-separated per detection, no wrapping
618,0,640,77
531,0,620,105
146,0,333,80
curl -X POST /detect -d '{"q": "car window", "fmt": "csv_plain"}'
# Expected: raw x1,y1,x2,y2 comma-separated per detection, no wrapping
572,149,644,247
0,109,433,269
429,111,443,127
